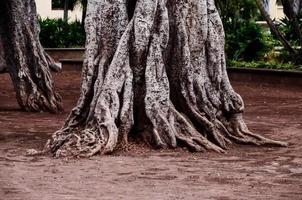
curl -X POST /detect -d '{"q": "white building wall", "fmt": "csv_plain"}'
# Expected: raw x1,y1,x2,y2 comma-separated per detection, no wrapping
35,0,284,22
35,0,83,21
268,0,285,20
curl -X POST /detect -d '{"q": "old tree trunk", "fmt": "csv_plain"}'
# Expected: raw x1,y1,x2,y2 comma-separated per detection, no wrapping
0,0,62,112
47,0,287,157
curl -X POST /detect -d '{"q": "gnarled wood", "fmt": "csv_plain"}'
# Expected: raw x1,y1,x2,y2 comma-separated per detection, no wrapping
46,0,286,157
0,0,62,112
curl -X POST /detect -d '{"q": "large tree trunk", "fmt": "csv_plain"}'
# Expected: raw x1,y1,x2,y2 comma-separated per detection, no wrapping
0,0,62,112
47,0,286,157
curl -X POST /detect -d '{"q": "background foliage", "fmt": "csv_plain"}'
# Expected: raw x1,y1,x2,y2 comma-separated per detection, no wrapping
39,18,85,48
216,0,272,61
277,13,302,46
38,1,300,70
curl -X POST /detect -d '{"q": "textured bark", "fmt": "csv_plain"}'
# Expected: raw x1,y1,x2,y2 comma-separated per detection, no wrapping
0,0,62,112
47,0,287,157
0,42,7,73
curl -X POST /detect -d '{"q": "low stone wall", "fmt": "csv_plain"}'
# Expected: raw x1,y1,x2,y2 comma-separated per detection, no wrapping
45,48,85,62
4,46,302,86
58,57,302,87
227,68,302,87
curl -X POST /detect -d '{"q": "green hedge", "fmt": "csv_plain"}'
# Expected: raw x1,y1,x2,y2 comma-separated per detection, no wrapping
228,60,301,71
39,18,85,48
216,0,272,62
225,21,272,61
38,16,297,71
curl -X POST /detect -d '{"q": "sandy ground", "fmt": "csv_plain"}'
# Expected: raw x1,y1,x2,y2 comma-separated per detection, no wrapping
0,71,302,200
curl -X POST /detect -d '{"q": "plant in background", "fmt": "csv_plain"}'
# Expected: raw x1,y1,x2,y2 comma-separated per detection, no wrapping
216,0,271,61
226,21,272,61
278,12,302,46
228,60,300,70
256,0,302,64
39,18,85,48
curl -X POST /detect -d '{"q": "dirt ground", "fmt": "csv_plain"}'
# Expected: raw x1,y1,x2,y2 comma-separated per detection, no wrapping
0,71,302,200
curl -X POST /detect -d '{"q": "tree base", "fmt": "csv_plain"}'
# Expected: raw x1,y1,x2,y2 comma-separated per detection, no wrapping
44,112,287,158
41,0,287,157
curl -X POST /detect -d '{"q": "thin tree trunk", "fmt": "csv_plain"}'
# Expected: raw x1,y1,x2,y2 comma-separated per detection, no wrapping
256,0,302,64
0,0,62,112
292,0,302,13
64,0,69,21
81,0,87,27
46,0,286,157
281,0,302,47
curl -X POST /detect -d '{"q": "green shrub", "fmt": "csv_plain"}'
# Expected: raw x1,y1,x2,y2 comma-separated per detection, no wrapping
228,60,301,71
274,13,302,63
225,21,272,61
277,13,302,46
39,18,85,48
216,0,273,62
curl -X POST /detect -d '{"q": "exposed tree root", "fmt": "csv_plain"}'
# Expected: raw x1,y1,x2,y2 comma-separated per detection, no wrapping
44,0,287,157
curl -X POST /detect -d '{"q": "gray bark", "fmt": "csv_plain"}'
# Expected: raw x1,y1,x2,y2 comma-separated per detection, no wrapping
0,42,6,73
0,0,62,112
46,0,287,157
291,0,302,14
64,0,69,21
